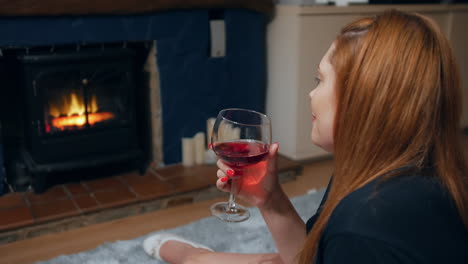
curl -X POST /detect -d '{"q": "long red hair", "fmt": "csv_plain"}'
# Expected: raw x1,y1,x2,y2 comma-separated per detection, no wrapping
299,9,468,263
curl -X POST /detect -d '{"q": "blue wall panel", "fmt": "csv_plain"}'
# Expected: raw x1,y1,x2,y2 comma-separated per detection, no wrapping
158,10,267,164
0,9,267,165
0,12,192,46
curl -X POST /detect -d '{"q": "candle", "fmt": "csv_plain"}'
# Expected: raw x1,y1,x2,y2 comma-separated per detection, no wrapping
194,132,206,165
232,126,241,140
206,117,216,147
204,148,217,164
182,137,195,167
225,124,240,141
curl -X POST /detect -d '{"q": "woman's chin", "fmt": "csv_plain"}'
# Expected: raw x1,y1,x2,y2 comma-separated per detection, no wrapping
311,134,333,153
310,134,322,148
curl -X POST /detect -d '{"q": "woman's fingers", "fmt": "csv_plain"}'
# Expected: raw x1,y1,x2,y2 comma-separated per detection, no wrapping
269,142,279,157
216,159,235,177
217,169,225,178
216,168,230,192
215,159,238,193
267,142,279,173
216,174,231,192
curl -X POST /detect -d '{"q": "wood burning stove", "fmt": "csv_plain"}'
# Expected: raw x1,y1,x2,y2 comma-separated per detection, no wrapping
1,45,149,193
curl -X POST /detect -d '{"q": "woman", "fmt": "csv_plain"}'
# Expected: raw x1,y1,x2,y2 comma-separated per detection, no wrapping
143,9,468,263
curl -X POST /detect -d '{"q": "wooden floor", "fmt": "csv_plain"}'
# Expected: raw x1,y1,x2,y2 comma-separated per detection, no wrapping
0,158,335,264
1,133,467,264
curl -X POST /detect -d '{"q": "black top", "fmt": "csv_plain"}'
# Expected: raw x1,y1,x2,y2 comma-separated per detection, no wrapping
306,175,468,263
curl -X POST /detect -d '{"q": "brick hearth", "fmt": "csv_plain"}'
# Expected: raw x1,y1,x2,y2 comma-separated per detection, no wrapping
0,156,301,244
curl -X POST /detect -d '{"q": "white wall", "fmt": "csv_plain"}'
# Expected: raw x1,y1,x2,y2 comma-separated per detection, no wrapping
267,5,468,161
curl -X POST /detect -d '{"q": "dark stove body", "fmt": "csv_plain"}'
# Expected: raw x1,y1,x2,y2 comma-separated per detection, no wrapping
0,45,150,193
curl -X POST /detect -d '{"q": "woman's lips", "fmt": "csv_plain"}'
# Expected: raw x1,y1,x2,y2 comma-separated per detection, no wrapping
312,114,317,122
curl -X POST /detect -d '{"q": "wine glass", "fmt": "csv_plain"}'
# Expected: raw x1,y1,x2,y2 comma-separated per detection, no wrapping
211,108,272,222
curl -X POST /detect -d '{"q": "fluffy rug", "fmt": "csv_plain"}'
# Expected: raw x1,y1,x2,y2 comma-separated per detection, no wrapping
37,188,325,264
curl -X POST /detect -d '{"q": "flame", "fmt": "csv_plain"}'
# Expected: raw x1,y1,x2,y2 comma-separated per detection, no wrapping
51,112,115,128
48,91,114,131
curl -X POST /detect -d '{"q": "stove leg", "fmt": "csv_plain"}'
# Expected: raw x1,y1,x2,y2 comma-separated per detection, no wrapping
32,172,48,194
11,161,31,192
137,158,150,175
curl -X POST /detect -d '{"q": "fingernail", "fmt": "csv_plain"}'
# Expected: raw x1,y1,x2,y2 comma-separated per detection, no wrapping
227,169,235,177
221,176,228,182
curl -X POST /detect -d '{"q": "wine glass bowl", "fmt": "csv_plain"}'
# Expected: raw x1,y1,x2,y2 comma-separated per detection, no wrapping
211,108,272,222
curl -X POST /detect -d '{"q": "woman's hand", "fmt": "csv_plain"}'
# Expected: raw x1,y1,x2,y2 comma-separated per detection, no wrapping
215,142,281,208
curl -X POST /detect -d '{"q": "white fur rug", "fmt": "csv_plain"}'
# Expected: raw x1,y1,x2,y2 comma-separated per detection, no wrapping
36,188,325,264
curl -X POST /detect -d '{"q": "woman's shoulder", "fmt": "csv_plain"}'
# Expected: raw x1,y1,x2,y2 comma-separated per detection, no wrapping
337,174,450,217
327,174,459,233
322,174,468,261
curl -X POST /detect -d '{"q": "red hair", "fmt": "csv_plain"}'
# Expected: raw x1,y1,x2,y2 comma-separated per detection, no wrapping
299,9,468,263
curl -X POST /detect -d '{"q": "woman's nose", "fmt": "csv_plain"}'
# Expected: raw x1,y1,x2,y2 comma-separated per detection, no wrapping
309,89,316,99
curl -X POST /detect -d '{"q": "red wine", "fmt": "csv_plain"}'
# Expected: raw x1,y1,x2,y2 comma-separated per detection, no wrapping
213,140,269,168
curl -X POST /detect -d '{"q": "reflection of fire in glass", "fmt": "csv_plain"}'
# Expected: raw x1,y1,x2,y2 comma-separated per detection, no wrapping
47,91,114,132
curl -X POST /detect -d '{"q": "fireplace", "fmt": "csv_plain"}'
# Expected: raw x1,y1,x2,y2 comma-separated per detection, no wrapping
0,8,269,195
0,43,151,193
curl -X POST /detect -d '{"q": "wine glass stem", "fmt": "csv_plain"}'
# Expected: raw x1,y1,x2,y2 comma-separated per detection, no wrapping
228,177,238,210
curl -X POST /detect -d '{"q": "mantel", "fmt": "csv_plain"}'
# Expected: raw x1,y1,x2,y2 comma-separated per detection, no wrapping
0,0,273,16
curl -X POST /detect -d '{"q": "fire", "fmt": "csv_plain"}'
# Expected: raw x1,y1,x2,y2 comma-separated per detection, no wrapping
51,112,115,128
48,92,114,131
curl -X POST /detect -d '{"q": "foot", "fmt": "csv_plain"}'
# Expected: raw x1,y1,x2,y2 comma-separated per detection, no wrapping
142,233,213,261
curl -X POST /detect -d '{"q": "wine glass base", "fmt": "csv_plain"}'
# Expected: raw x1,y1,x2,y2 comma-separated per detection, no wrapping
210,202,250,222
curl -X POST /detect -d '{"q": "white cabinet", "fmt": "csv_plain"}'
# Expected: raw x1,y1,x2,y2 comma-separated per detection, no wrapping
267,5,468,161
